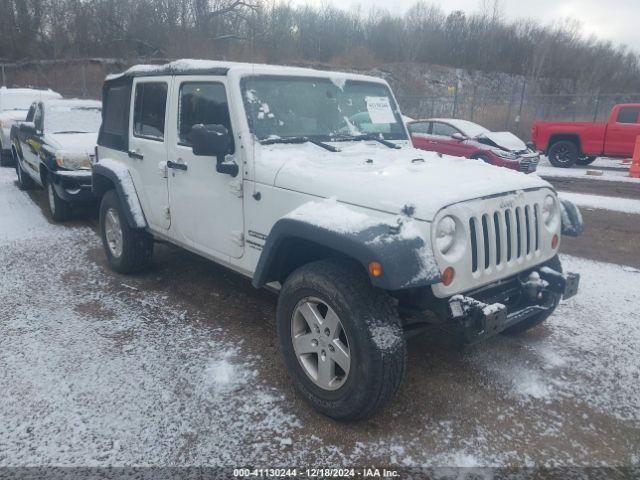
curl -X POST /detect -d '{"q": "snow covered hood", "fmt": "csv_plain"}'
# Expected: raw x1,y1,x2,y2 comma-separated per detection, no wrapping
479,131,528,152
45,132,98,157
258,142,551,221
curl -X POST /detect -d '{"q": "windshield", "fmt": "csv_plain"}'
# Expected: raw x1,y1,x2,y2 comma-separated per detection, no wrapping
446,119,490,138
45,106,102,134
242,76,408,142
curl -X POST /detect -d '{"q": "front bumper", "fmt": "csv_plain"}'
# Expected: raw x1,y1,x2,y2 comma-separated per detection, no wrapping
51,170,95,205
448,266,579,344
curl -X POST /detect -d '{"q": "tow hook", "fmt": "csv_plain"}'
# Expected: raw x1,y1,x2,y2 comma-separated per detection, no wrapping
449,295,508,343
539,267,581,300
521,271,549,302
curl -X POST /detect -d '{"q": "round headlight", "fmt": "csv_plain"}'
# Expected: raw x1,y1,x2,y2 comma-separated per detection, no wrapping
542,195,557,225
436,216,457,254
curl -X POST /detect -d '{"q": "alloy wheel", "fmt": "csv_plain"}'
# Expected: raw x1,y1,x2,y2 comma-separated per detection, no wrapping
47,182,56,215
104,208,124,258
291,297,351,391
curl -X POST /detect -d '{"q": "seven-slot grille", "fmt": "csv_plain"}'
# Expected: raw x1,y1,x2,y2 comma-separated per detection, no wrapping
468,203,541,274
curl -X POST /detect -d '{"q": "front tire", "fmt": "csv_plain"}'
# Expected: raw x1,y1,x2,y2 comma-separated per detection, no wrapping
99,190,153,273
15,158,36,190
277,259,407,421
502,256,563,335
548,141,579,168
47,178,72,222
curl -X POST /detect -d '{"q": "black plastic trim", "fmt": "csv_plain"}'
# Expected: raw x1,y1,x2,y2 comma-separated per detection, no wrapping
252,218,441,291
91,163,143,228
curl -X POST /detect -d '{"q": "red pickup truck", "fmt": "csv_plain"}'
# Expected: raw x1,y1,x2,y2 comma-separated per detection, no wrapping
531,104,640,167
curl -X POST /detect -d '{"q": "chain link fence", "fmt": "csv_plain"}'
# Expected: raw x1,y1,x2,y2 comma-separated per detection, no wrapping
3,59,640,141
1,59,132,100
397,90,640,139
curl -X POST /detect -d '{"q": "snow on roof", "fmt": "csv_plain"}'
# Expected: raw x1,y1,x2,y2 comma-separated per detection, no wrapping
105,59,387,86
0,87,62,111
43,98,102,109
427,118,490,137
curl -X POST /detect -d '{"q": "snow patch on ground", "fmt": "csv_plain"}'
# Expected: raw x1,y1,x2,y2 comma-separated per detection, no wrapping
537,156,640,184
559,191,640,214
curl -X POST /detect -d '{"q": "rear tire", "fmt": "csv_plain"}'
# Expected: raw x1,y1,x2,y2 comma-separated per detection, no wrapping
548,141,579,168
502,256,563,335
99,190,153,273
576,156,597,166
47,178,72,222
15,158,36,190
277,259,407,421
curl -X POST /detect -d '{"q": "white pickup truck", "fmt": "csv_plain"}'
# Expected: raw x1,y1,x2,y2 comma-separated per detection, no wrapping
92,60,583,420
0,86,61,166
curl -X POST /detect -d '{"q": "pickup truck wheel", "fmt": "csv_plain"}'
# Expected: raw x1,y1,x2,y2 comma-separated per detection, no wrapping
47,179,72,222
502,256,563,335
576,156,597,166
15,159,35,190
548,141,579,168
277,259,407,421
99,190,153,273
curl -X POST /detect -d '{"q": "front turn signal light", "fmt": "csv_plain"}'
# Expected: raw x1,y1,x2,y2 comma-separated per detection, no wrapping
442,267,455,286
368,262,383,278
552,234,559,249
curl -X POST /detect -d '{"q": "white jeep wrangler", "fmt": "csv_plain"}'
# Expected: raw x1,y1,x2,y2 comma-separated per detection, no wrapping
93,60,583,420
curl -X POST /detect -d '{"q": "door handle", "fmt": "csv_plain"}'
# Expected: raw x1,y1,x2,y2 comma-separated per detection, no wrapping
167,160,188,171
128,150,144,160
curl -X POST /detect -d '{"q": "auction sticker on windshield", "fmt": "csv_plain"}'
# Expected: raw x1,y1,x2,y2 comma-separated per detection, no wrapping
365,96,395,124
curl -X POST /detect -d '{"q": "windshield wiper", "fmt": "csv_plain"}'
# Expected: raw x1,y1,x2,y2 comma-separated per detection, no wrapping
260,136,339,152
332,134,401,150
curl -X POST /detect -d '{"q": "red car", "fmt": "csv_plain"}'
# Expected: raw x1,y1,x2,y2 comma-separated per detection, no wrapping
407,118,539,173
532,104,640,168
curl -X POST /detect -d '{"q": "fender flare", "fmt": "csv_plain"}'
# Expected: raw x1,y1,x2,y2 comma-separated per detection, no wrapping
252,218,442,291
92,162,147,229
559,199,584,237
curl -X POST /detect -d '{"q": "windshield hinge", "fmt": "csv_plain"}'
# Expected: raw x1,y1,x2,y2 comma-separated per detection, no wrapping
229,179,243,197
163,206,171,221
231,231,244,247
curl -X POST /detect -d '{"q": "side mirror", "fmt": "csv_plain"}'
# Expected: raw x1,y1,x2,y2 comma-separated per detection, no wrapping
190,124,238,177
19,122,37,135
451,132,466,141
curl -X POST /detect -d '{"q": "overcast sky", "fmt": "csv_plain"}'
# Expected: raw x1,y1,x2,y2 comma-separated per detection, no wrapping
288,0,640,51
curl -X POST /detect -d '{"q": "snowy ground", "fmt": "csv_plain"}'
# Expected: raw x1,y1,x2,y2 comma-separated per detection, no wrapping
0,166,639,471
537,156,640,184
558,191,640,214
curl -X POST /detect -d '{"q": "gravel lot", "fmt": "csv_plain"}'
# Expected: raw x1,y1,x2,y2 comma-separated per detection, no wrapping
1,165,639,471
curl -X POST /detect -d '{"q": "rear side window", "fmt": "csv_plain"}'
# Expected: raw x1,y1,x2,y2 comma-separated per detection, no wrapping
99,83,131,151
408,121,430,135
617,107,640,124
178,82,234,152
432,122,458,137
133,82,168,141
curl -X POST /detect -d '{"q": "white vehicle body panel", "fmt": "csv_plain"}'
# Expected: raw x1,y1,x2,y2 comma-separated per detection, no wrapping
127,76,172,231
165,75,244,259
